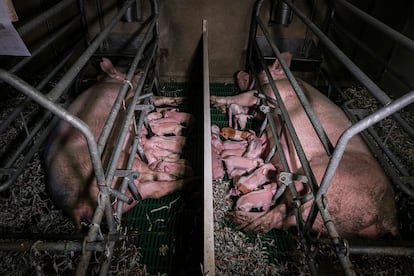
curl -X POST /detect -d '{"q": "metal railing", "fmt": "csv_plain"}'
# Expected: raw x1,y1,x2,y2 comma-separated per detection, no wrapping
247,0,414,275
0,0,159,275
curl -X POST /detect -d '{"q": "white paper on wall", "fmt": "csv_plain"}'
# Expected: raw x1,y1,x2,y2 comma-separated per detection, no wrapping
0,0,30,56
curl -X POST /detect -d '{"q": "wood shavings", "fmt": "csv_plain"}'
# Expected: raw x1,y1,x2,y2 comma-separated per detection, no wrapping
212,180,301,275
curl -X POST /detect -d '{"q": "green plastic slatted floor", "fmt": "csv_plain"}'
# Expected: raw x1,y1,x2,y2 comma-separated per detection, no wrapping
127,82,289,275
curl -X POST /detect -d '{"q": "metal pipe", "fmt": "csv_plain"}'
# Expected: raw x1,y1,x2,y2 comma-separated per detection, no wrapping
349,245,414,256
16,0,75,37
316,90,414,200
105,43,156,192
97,18,157,155
245,0,264,70
333,22,413,90
256,16,334,156
76,193,108,275
10,17,81,74
254,40,320,194
335,0,414,55
319,69,414,197
0,241,105,252
283,0,414,139
0,46,75,135
46,0,136,102
3,110,51,168
0,116,58,192
0,70,106,187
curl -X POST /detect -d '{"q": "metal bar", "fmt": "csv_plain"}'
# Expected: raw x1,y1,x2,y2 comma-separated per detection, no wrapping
202,19,215,276
46,0,136,102
0,116,58,192
0,46,75,135
10,17,81,73
76,193,108,275
319,69,414,197
333,22,413,90
0,70,106,186
316,238,414,256
104,43,156,188
349,245,414,256
316,90,414,200
253,40,320,194
97,17,157,155
0,241,105,252
335,0,414,55
3,110,51,168
16,0,76,37
99,44,157,257
80,1,159,273
245,0,263,70
256,16,334,156
283,0,414,139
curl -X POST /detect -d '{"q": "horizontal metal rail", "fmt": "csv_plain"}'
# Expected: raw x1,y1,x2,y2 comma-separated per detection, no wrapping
0,0,159,275
332,22,413,90
9,16,81,74
0,47,77,192
283,0,414,139
335,0,414,55
46,0,138,102
16,0,76,38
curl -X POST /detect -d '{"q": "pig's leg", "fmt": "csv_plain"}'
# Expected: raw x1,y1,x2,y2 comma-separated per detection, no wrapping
227,203,296,233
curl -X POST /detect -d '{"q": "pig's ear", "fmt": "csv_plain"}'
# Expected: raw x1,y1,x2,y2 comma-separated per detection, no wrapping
236,70,251,91
100,58,123,81
271,52,292,74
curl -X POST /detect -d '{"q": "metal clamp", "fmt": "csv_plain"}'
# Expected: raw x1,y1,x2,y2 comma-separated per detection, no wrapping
272,172,310,205
135,103,155,112
114,169,141,201
334,238,350,258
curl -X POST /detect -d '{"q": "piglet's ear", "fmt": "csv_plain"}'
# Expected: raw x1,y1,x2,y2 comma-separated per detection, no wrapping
271,52,292,74
100,58,123,81
236,70,250,91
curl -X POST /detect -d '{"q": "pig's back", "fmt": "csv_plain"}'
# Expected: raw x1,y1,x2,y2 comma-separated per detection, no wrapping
45,80,124,228
304,152,398,238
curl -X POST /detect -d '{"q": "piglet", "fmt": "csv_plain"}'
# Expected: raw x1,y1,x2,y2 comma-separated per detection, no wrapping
243,133,263,159
236,163,277,194
212,149,225,180
211,124,222,154
222,156,263,177
150,159,193,178
236,183,277,212
228,103,251,130
221,127,252,141
141,135,186,154
163,109,194,127
148,121,186,136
